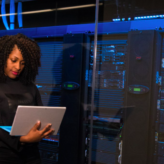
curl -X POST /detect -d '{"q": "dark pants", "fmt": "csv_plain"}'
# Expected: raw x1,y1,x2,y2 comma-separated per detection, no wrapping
0,146,41,164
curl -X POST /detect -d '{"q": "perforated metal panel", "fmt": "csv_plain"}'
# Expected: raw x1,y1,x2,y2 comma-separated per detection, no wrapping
35,41,63,106
156,38,164,164
35,41,63,164
89,39,127,164
90,40,127,114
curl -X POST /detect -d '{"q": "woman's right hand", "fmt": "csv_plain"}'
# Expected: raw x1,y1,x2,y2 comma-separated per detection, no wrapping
19,121,54,143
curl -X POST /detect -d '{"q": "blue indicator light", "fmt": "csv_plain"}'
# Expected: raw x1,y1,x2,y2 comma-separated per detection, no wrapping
113,14,164,22
36,85,43,88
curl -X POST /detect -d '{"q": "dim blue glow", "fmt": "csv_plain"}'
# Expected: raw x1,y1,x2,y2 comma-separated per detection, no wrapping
113,62,124,64
36,85,42,88
113,14,164,22
156,71,159,84
158,141,164,144
42,138,59,142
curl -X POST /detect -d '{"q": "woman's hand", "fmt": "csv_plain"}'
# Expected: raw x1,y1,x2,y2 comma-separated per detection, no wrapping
19,121,54,143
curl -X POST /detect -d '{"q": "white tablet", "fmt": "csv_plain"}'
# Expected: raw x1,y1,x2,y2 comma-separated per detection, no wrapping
9,106,66,136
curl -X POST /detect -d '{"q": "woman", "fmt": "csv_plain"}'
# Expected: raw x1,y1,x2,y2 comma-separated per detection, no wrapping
0,33,54,164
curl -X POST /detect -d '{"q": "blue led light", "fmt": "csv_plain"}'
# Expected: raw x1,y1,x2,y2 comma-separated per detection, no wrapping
113,13,164,22
10,24,14,30
10,0,15,29
1,0,9,30
137,17,141,19
18,2,23,28
115,18,120,21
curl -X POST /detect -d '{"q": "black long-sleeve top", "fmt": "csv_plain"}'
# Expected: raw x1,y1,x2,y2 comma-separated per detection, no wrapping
0,76,43,155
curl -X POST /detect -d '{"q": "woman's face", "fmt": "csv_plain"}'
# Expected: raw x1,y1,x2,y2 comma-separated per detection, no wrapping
4,45,25,79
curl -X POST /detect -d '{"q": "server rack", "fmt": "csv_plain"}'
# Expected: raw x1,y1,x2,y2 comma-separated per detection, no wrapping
86,36,127,164
122,30,162,164
155,34,164,164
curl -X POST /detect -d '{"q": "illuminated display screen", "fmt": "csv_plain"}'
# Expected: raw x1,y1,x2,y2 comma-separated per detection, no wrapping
134,88,141,92
67,84,73,88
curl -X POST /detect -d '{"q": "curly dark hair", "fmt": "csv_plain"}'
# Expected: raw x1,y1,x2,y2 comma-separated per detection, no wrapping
0,33,41,85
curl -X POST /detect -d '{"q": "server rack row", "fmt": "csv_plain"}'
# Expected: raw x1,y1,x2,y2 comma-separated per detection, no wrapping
33,31,164,164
